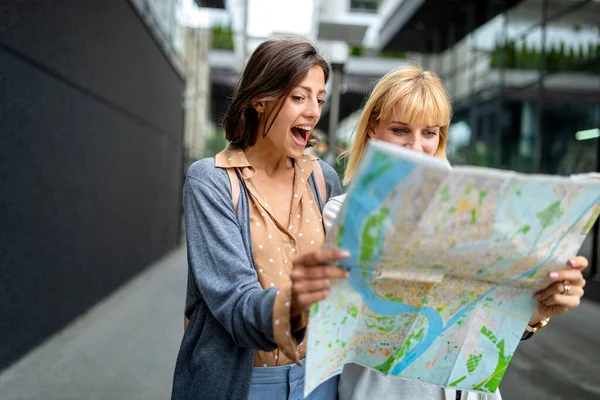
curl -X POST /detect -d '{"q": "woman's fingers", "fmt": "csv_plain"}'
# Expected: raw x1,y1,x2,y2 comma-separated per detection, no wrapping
534,263,587,317
537,256,588,302
291,248,352,312
567,256,589,271
291,248,350,281
295,290,329,310
548,269,586,287
293,278,332,294
535,281,563,302
541,292,582,309
293,248,350,268
291,264,349,281
535,282,583,304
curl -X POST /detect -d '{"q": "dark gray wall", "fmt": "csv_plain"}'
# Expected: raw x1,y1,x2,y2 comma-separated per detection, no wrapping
0,1,184,371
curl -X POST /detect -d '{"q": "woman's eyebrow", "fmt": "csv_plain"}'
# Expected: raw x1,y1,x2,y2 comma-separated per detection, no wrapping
389,121,440,129
298,85,327,96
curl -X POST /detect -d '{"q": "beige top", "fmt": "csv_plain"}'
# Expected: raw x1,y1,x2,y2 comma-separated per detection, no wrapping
215,145,325,367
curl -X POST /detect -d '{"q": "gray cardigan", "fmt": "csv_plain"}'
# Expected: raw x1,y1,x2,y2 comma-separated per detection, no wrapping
171,157,342,400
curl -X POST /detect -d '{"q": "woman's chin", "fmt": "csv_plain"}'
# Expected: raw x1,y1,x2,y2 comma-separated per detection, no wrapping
289,148,305,159
286,141,306,158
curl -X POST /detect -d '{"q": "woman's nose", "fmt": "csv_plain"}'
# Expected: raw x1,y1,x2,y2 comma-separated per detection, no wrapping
304,99,320,119
403,136,424,152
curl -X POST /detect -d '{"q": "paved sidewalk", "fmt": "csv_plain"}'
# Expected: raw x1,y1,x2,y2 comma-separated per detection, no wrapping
500,300,600,400
1,244,599,400
0,246,187,400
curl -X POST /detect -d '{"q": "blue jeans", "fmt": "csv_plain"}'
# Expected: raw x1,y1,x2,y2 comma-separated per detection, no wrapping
248,362,339,400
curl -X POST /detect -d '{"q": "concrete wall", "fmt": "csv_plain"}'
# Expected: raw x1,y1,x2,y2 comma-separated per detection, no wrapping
182,27,211,161
0,0,185,371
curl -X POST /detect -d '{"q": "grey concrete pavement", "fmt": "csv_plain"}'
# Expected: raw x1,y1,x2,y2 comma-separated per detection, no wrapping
500,300,600,400
1,244,599,400
0,246,187,400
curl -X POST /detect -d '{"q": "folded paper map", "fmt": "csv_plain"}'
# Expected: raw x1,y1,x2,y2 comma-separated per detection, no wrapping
305,139,600,396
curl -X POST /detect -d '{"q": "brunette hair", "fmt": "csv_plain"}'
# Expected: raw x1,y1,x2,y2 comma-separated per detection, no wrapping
222,37,330,148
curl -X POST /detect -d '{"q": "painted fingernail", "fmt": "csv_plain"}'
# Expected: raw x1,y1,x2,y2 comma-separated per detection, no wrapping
549,272,559,280
339,250,350,258
568,258,576,268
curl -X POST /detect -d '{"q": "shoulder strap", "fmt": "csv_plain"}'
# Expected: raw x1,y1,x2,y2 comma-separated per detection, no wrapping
312,160,327,204
185,167,240,332
226,168,240,214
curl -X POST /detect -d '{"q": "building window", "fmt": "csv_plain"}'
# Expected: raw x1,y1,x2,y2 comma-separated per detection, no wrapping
350,0,381,13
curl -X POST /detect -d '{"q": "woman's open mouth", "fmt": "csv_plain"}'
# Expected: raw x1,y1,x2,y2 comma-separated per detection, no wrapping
291,125,312,147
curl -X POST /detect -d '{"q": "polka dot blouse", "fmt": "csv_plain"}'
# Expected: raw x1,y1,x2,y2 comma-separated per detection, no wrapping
215,146,326,367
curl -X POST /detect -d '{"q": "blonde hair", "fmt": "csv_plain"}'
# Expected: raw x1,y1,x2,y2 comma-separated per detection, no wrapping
341,63,452,185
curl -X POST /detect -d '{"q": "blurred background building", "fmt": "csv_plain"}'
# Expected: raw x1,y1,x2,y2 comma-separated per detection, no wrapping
0,0,222,373
1,0,599,398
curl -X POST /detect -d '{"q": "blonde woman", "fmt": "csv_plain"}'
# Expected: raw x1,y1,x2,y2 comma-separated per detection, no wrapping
291,64,589,400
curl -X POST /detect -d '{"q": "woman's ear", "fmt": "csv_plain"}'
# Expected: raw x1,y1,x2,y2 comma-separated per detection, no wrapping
252,101,264,114
367,119,378,138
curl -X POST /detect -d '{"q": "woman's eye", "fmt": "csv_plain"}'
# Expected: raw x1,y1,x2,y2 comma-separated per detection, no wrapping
318,99,326,105
292,95,304,101
424,131,437,137
392,128,408,134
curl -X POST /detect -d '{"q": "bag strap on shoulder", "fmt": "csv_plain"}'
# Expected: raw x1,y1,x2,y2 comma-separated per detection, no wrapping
312,160,327,205
185,166,240,332
226,168,240,214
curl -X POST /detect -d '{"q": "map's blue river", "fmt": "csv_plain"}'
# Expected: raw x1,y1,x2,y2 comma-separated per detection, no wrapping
339,156,496,375
338,151,600,377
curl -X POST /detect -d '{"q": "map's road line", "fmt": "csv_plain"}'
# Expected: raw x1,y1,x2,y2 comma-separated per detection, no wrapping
482,303,528,321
